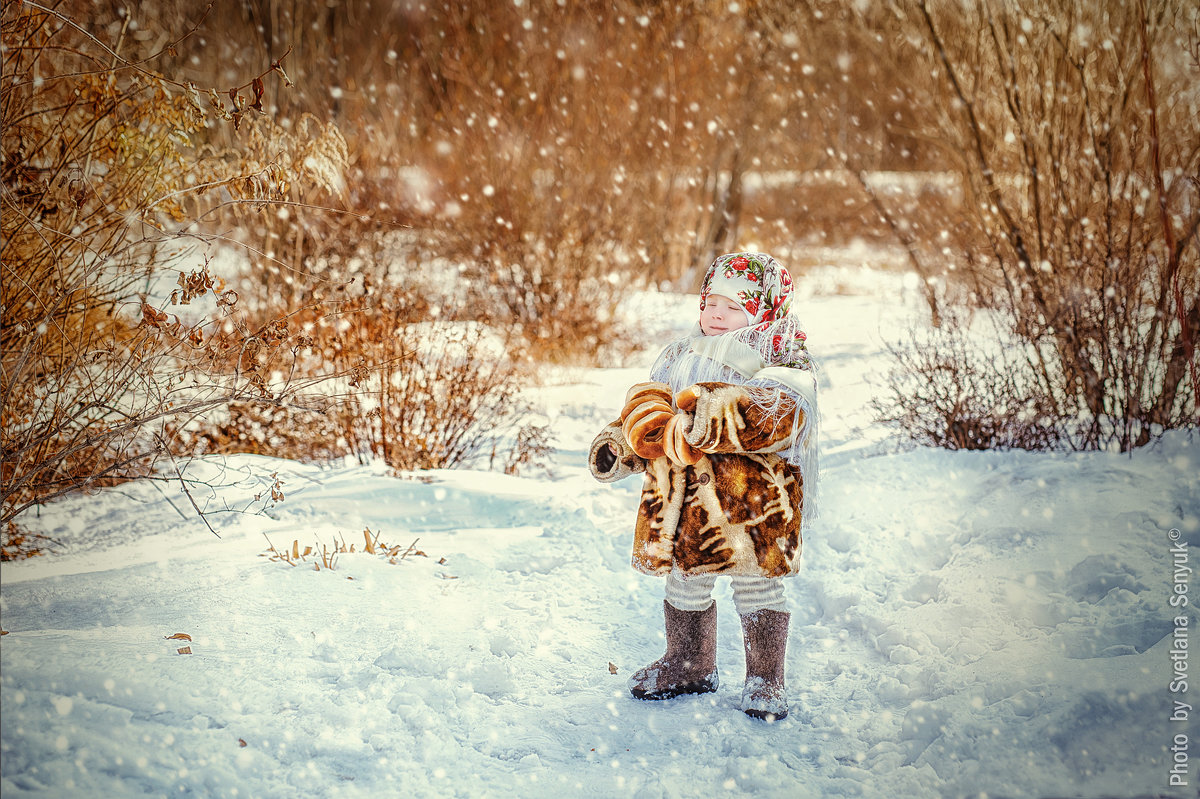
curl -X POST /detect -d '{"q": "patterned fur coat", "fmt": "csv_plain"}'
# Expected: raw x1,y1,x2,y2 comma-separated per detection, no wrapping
589,380,806,578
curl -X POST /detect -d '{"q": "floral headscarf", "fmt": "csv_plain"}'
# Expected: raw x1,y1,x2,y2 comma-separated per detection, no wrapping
700,252,811,371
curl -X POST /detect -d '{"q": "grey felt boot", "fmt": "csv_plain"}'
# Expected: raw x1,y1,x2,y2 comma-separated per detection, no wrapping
629,600,719,700
739,609,790,721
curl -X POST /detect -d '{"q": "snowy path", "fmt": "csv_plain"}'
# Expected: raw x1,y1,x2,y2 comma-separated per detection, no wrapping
3,276,1197,798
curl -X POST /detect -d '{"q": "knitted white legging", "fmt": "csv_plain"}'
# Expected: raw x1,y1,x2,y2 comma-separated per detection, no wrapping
664,571,786,615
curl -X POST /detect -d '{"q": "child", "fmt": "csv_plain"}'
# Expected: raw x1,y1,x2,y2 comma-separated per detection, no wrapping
588,252,818,722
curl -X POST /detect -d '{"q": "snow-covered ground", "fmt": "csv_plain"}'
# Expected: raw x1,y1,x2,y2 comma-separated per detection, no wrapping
2,266,1197,799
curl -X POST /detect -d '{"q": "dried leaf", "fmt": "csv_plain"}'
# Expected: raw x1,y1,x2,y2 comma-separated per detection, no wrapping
141,303,169,329
177,646,192,655
608,662,618,675
207,88,230,120
165,633,192,641
238,739,248,748
184,82,204,117
251,77,265,113
292,540,300,560
271,61,294,88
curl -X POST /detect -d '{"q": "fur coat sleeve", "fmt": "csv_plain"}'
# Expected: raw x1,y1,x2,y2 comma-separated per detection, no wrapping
676,381,804,455
587,420,645,483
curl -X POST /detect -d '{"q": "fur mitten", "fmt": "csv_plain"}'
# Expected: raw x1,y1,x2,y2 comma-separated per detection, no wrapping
662,415,704,466
675,382,802,455
588,420,645,482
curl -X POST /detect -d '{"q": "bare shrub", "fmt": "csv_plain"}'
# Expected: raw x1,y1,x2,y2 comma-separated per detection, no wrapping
357,322,550,473
872,317,1062,451
0,3,347,536
875,0,1199,451
182,283,552,475
180,402,347,462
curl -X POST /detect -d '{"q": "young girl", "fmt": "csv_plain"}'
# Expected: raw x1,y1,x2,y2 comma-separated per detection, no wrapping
589,252,817,722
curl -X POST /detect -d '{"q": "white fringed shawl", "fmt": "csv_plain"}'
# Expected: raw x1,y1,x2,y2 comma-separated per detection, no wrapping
650,322,820,525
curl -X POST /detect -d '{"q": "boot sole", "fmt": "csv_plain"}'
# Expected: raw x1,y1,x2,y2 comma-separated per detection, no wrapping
630,675,718,701
743,707,788,722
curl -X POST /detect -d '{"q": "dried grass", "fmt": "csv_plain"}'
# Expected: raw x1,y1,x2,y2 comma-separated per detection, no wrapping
260,528,436,573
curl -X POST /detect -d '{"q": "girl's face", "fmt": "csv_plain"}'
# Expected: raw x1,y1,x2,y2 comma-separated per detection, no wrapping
699,293,750,336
